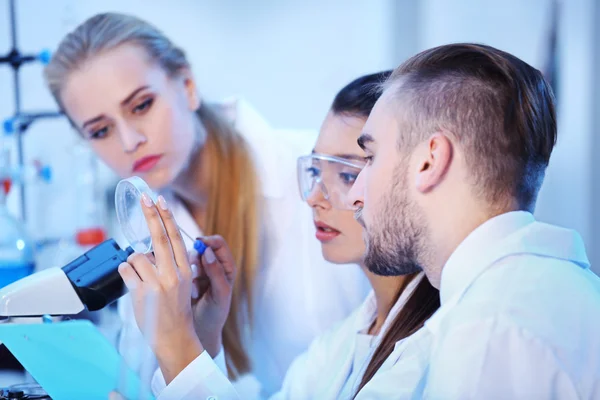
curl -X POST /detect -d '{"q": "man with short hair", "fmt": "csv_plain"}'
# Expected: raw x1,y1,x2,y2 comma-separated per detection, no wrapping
348,43,600,398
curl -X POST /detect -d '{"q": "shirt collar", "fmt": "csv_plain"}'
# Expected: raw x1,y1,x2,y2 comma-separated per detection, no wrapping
426,211,590,334
439,211,535,305
354,291,377,333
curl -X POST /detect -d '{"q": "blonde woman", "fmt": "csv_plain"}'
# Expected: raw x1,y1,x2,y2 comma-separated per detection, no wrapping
44,12,369,398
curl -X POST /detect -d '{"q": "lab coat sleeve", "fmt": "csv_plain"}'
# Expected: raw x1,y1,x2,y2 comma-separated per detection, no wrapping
151,348,228,397
213,347,228,375
156,351,241,400
154,329,335,400
423,316,580,399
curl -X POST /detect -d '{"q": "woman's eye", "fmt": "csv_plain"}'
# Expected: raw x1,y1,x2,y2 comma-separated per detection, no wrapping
133,98,153,114
306,166,320,178
339,172,358,185
90,126,109,140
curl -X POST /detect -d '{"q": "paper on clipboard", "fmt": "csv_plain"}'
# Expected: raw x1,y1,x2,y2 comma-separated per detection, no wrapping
0,320,154,400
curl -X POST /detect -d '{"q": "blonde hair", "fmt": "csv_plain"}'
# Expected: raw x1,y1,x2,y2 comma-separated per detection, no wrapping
44,12,260,378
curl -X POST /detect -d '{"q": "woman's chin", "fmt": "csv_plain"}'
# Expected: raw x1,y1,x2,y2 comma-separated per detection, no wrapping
136,168,174,190
322,248,360,266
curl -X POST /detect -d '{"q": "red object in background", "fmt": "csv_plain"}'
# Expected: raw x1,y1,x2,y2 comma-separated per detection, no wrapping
2,178,11,195
76,227,107,246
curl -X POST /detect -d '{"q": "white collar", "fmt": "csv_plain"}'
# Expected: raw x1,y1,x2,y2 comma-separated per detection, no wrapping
425,211,589,333
440,211,535,304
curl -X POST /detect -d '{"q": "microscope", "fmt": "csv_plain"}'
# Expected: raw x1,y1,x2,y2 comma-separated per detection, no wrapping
0,239,133,319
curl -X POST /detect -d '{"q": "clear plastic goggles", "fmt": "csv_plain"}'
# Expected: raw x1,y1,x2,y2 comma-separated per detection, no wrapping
297,153,365,210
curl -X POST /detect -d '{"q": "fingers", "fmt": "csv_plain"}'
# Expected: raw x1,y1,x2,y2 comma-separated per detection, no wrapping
190,263,199,299
140,193,177,280
146,252,156,265
188,248,201,269
156,195,191,278
189,250,208,301
126,253,160,287
190,261,199,280
197,235,236,285
201,246,231,301
108,391,126,400
192,275,211,302
118,262,141,291
198,235,229,252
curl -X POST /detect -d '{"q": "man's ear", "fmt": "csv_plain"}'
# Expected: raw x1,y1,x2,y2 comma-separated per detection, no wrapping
414,132,453,193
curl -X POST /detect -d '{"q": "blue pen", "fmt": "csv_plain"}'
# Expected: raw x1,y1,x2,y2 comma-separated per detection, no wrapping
193,239,207,256
179,227,208,256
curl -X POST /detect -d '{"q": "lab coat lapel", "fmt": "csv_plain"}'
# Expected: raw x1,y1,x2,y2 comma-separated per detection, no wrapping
325,331,358,397
325,294,376,397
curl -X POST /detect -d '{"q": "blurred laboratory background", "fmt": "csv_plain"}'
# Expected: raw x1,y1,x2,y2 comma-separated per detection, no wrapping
0,0,597,385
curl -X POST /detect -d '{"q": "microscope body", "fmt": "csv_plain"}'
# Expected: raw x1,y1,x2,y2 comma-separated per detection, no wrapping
0,239,133,318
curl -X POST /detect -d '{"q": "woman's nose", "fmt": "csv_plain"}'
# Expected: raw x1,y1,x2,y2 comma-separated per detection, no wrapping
119,123,147,154
306,181,331,209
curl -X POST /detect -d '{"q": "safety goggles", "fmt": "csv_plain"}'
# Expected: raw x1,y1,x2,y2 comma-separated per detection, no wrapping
297,153,365,210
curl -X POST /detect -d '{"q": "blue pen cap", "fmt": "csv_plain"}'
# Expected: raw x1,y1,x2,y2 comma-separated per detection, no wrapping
193,239,207,256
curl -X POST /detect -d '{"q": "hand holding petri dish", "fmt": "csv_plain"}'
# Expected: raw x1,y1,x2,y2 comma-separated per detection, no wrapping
114,176,206,255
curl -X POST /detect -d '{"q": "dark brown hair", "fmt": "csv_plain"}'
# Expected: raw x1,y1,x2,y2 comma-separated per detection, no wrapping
386,43,557,211
355,276,439,394
331,70,392,117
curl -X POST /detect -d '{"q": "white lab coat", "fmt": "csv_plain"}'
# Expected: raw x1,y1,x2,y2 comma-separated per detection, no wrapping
408,212,600,399
116,98,371,398
148,211,600,400
151,273,426,400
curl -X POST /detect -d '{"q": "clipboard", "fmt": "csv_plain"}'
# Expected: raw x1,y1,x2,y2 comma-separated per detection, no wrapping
0,320,154,400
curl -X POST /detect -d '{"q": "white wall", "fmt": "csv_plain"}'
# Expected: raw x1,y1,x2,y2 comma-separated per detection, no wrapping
418,0,598,272
538,0,596,272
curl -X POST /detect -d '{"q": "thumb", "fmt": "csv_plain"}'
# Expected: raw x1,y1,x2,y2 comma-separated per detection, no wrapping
190,264,199,300
188,249,200,269
108,391,126,400
202,247,231,301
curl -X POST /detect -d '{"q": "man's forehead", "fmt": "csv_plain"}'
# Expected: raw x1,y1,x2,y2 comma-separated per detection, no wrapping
363,89,402,143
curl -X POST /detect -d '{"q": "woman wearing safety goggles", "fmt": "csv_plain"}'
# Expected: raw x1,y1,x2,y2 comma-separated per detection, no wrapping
292,72,440,398
297,154,365,211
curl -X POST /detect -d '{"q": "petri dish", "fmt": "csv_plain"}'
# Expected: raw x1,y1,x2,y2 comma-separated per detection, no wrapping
114,176,207,256
115,176,156,254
